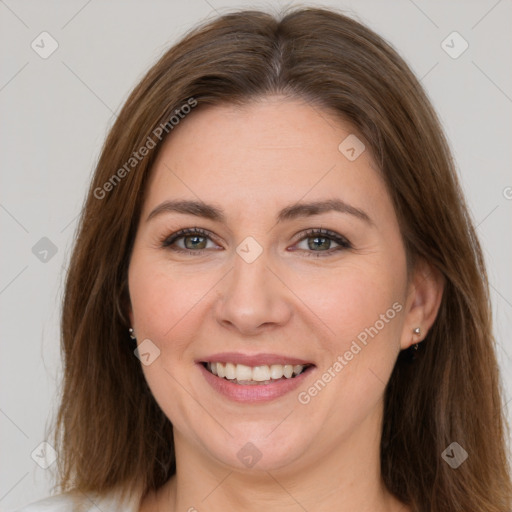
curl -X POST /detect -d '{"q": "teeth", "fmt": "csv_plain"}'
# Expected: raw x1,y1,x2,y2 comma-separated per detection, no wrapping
270,364,284,379
253,365,270,381
293,364,303,375
225,362,236,380
207,362,307,383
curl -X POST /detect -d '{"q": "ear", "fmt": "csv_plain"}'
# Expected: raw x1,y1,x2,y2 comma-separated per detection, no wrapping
126,291,134,326
117,281,134,327
400,258,445,350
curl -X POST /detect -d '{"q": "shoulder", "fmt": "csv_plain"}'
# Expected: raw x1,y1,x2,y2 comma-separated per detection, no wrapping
12,492,83,512
13,489,141,512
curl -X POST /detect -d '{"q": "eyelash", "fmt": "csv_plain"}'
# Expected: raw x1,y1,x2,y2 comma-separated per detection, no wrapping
160,227,352,258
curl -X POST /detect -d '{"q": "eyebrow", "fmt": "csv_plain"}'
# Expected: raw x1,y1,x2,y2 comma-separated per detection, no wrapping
146,198,373,225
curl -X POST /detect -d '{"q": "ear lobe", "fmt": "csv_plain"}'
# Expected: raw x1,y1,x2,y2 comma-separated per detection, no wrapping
400,259,445,350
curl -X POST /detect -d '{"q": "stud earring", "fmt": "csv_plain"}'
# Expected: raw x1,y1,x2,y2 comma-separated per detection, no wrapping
412,327,421,350
128,327,136,340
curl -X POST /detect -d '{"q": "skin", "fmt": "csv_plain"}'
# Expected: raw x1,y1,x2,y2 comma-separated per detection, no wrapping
128,95,444,512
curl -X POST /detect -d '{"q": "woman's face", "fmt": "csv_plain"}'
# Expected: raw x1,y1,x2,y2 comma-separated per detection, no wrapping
128,96,419,474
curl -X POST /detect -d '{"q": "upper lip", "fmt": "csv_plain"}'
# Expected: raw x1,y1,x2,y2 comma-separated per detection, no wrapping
198,352,314,367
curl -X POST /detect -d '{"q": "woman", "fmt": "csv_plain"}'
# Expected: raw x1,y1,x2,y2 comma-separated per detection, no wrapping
16,6,512,512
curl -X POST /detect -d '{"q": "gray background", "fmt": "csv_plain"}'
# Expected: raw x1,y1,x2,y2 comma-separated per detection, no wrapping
1,0,511,509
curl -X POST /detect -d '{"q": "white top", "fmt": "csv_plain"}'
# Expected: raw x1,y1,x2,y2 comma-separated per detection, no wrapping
12,489,141,512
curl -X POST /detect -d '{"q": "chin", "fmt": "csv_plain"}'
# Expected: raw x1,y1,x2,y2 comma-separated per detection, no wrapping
195,421,316,473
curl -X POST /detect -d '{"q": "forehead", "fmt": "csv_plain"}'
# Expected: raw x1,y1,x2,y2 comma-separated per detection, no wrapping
142,97,388,220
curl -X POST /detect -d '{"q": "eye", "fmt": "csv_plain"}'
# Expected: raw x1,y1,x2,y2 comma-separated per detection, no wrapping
160,227,352,257
292,228,352,257
160,227,220,254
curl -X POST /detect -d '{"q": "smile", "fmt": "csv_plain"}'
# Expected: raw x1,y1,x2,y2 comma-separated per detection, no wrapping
204,361,311,385
198,356,316,402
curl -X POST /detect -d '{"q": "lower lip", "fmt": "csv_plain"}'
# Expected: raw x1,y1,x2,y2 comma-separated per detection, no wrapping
198,363,314,403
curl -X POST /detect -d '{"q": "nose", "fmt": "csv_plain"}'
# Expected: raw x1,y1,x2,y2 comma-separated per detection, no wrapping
214,249,293,336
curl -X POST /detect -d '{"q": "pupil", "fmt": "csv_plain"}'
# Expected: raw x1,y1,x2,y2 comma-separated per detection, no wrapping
309,236,329,250
185,235,206,250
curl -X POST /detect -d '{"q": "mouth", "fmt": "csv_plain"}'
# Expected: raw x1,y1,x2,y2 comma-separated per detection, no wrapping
202,361,314,386
197,355,316,403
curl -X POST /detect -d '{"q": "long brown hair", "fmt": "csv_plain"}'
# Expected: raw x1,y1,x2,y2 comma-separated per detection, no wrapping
50,6,512,510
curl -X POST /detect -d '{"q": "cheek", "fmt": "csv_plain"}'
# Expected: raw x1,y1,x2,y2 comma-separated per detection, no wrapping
128,258,205,426
297,262,405,415
303,266,403,350
129,255,208,338
128,254,226,388
293,269,404,428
